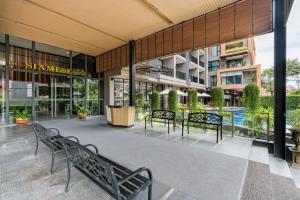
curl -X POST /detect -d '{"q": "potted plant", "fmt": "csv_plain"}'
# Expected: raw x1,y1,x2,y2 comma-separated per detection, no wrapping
287,109,300,151
10,108,31,124
77,107,90,119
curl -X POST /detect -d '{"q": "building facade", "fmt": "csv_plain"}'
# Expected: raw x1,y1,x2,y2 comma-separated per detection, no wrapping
207,38,261,105
104,49,208,107
0,34,101,124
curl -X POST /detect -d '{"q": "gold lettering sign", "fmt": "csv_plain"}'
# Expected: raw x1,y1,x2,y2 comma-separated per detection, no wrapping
9,61,87,76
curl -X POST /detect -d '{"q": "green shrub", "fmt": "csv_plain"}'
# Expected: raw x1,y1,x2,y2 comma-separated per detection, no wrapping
151,91,160,110
187,89,197,112
168,89,177,112
244,83,260,112
261,95,300,110
211,87,224,110
135,92,144,113
195,102,204,112
287,108,300,130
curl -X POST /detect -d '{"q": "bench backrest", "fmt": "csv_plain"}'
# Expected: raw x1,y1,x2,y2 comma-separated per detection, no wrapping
32,122,52,143
151,110,175,120
61,139,119,196
188,112,222,125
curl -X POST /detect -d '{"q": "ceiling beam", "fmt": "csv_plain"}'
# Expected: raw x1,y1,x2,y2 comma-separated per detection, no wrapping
140,0,174,25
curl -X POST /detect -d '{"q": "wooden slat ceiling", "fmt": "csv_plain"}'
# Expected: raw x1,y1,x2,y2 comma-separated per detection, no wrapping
0,0,239,56
97,0,273,73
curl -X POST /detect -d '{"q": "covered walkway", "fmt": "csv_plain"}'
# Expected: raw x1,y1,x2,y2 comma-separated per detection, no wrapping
1,117,299,199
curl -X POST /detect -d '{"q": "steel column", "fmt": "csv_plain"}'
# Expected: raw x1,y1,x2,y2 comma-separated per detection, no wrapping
274,0,286,159
5,34,9,124
99,72,104,114
32,41,36,121
69,51,73,118
129,41,136,106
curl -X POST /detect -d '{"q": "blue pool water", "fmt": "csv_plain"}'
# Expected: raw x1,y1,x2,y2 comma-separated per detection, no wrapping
223,108,246,126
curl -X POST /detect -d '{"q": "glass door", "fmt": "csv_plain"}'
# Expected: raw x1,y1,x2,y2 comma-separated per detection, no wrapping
35,74,70,121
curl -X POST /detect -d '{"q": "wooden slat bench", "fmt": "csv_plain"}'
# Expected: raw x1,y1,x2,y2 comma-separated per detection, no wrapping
61,138,153,200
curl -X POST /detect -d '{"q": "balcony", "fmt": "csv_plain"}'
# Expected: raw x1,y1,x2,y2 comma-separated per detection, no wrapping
199,60,205,67
190,76,198,83
199,78,205,84
176,71,186,80
225,46,248,54
160,66,174,77
190,55,198,64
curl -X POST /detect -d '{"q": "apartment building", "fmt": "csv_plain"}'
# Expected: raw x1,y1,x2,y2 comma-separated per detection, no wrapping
108,49,208,106
207,38,261,105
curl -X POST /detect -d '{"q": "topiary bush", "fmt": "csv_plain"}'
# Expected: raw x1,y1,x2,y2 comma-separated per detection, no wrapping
211,87,224,110
135,92,144,113
151,91,160,110
244,83,260,112
187,89,197,112
168,89,177,112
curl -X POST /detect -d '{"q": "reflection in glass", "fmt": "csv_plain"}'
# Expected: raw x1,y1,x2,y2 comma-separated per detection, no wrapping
114,78,123,106
87,79,99,115
72,77,85,113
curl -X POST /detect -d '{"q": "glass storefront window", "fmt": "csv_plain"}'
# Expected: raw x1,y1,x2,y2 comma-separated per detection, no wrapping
72,77,85,112
87,55,97,78
87,79,99,115
9,36,32,70
9,71,33,123
72,52,85,76
114,78,124,106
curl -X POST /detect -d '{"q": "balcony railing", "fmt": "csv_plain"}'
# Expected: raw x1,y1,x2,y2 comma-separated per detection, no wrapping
176,71,186,80
199,78,205,84
190,76,198,83
190,55,198,64
199,60,204,67
160,66,174,77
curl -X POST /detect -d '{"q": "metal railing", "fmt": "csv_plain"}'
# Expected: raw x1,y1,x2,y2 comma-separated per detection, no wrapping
176,71,186,80
160,66,174,77
190,56,198,64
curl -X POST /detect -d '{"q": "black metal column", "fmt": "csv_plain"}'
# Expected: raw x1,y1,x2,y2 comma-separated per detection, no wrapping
129,41,136,106
84,54,88,108
274,0,286,159
69,51,73,118
32,41,36,121
5,34,9,124
99,72,104,114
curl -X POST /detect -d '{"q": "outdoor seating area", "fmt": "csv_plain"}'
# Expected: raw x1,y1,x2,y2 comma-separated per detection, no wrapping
31,122,153,200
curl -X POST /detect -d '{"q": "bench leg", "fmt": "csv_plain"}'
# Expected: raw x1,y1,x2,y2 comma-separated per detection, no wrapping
65,159,71,192
187,122,190,135
145,119,147,130
220,125,223,140
182,120,184,137
173,120,175,132
34,135,39,156
216,126,219,143
50,148,55,174
151,119,153,128
167,120,170,134
148,184,152,200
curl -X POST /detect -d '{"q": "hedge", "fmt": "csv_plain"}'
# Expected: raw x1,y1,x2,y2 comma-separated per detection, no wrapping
261,95,300,110
151,91,160,110
168,89,177,112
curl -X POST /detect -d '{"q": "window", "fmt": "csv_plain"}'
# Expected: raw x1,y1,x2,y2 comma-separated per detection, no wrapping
208,61,220,72
210,75,217,87
211,45,220,57
221,71,243,85
226,58,245,68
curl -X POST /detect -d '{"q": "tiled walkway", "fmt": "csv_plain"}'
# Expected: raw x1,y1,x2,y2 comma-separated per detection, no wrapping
40,117,252,200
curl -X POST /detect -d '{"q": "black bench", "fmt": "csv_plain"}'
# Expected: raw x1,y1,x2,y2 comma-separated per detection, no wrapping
32,122,79,174
145,110,176,134
182,112,223,143
61,138,152,200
